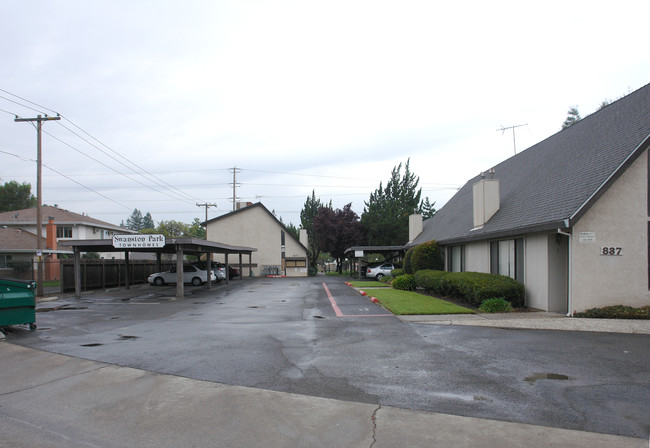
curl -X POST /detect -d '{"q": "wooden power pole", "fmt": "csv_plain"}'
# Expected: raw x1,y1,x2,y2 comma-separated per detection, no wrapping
15,114,61,297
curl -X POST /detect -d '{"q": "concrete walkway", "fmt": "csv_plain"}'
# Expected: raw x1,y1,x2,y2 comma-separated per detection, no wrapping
0,342,646,448
397,312,650,334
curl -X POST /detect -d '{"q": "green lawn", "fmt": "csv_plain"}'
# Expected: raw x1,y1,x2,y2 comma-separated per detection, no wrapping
368,289,475,315
348,281,391,288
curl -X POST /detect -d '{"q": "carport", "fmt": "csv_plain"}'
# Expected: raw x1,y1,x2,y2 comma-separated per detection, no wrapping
344,245,405,279
64,238,256,299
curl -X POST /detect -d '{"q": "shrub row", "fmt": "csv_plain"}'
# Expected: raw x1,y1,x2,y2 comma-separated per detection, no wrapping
573,305,650,319
392,274,416,291
412,269,525,308
403,240,444,274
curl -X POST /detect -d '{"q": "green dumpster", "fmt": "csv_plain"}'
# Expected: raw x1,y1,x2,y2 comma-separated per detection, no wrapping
0,278,37,331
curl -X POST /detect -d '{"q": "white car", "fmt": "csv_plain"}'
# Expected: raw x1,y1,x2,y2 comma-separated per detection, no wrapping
148,265,216,286
365,263,402,280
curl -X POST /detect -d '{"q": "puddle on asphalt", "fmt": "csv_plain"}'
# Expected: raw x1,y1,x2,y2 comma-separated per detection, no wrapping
525,373,570,385
272,299,287,303
247,305,267,309
81,343,103,347
313,315,324,319
37,306,88,312
110,316,121,320
118,335,139,340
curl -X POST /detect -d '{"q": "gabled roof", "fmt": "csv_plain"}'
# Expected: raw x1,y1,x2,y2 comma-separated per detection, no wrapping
413,82,650,245
0,228,72,253
0,205,131,232
203,202,309,253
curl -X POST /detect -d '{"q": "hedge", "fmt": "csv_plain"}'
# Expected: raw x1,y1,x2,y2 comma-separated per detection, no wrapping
438,272,525,308
414,269,449,294
409,240,444,272
392,274,416,291
403,247,414,274
391,268,404,277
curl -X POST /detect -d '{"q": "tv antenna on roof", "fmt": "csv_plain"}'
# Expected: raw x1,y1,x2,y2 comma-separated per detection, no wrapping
497,123,528,155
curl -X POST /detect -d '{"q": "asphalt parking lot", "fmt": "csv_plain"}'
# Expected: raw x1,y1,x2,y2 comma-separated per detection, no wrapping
4,276,650,440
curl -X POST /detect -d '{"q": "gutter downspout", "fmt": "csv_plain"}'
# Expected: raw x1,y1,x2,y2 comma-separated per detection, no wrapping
557,226,572,316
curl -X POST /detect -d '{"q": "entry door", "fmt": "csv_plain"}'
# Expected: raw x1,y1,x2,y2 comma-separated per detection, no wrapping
548,234,569,313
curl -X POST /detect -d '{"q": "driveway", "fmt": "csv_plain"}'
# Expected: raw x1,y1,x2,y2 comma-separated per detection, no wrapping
5,276,650,439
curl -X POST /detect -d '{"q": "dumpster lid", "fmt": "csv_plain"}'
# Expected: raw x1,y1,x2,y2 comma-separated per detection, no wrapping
0,278,36,288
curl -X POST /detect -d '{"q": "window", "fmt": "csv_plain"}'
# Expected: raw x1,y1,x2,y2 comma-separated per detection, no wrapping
286,259,307,268
57,226,73,238
490,238,524,281
448,245,465,272
0,254,12,269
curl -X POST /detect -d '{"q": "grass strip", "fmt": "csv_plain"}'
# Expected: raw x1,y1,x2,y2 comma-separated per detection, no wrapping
348,281,391,288
369,289,475,315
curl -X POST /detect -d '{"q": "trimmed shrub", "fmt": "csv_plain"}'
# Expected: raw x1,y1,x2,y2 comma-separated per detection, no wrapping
414,269,448,294
479,297,513,313
409,240,444,273
438,272,525,308
391,268,404,277
392,274,416,291
403,247,414,274
574,305,650,319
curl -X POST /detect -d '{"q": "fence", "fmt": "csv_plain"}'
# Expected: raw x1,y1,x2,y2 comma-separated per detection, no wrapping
60,259,175,292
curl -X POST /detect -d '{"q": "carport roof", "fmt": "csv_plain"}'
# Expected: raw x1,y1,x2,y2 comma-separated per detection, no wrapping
64,238,257,255
344,245,405,255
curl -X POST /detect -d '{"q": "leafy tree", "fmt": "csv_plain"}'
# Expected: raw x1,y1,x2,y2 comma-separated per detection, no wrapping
156,220,189,238
300,190,327,268
312,203,364,273
361,160,433,245
561,106,581,129
142,212,155,230
125,209,144,231
186,217,206,239
0,181,36,212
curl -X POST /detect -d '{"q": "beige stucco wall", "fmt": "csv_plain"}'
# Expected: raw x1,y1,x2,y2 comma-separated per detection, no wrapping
206,206,308,277
571,149,649,312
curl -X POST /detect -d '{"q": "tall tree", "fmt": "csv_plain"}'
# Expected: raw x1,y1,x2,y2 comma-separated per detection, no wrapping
0,181,36,212
312,203,364,273
561,106,581,129
300,190,326,268
361,160,433,245
142,212,155,230
126,209,144,231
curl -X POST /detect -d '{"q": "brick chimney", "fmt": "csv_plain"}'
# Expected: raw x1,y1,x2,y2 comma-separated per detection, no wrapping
46,216,59,281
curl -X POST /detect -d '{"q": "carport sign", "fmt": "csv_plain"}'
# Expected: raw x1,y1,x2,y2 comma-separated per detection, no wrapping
113,234,166,248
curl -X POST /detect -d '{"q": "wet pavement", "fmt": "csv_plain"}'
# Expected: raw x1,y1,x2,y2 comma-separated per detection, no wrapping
2,276,649,442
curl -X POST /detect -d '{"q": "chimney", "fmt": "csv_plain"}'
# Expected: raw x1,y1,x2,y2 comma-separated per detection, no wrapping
46,216,57,251
236,201,253,210
299,228,309,248
408,213,423,242
472,170,500,229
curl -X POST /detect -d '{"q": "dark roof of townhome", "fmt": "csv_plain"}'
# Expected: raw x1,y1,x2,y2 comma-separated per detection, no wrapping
203,202,309,253
0,227,72,253
0,205,130,233
412,82,650,246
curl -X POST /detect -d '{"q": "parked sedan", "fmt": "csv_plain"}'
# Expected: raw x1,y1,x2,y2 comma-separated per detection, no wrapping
365,263,402,280
192,262,227,282
148,265,216,286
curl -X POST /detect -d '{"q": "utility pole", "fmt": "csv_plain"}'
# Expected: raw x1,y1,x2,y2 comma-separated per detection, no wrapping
15,114,61,297
497,123,528,155
196,203,217,238
230,167,241,211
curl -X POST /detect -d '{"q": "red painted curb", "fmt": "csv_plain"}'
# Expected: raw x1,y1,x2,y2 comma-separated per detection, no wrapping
359,290,367,296
370,297,379,303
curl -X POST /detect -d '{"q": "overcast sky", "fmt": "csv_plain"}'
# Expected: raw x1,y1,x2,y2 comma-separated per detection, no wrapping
1,1,648,229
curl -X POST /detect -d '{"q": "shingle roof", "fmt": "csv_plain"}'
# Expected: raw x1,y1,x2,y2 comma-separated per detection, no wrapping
413,82,650,245
0,205,128,232
0,227,71,252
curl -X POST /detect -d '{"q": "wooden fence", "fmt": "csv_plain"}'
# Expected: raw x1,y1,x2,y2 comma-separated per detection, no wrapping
60,259,175,292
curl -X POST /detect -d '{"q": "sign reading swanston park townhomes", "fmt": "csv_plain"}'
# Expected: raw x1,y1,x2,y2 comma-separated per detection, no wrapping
112,234,166,249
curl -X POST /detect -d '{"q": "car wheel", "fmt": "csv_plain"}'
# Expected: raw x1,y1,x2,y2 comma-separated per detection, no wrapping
153,277,164,286
191,277,202,286
376,273,384,280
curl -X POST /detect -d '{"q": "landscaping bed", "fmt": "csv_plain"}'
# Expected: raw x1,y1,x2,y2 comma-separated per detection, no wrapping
368,288,474,315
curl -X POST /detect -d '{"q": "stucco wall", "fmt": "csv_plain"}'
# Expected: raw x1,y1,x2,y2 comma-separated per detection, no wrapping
571,149,649,312
206,206,308,277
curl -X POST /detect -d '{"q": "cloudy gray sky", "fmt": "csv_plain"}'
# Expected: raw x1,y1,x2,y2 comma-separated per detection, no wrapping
1,1,648,228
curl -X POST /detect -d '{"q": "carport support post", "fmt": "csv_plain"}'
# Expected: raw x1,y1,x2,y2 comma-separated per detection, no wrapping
238,253,243,281
124,251,130,290
74,248,82,298
206,251,212,290
248,253,252,277
176,246,184,299
225,253,229,285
